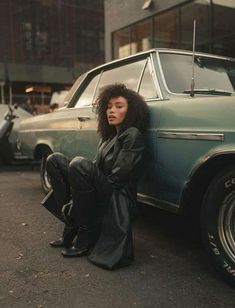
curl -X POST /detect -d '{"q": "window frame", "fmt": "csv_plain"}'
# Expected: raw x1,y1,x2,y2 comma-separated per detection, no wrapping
68,51,162,109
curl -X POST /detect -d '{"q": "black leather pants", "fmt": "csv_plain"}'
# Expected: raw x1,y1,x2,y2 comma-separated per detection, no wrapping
46,152,71,210
46,153,112,232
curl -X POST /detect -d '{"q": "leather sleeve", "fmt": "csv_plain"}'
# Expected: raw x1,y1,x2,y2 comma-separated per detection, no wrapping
107,127,144,188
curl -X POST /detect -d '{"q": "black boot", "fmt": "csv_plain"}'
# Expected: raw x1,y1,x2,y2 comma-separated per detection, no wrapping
61,226,93,257
50,238,64,248
50,225,78,248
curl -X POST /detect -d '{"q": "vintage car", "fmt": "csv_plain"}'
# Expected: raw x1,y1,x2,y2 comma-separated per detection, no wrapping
18,48,235,286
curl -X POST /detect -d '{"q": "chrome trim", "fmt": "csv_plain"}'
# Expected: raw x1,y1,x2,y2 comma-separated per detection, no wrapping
94,48,234,76
145,98,161,102
137,193,179,213
68,105,93,109
218,192,235,263
19,128,80,133
92,70,103,105
158,131,224,141
158,48,235,62
150,53,163,100
77,116,91,121
86,49,157,75
137,58,148,92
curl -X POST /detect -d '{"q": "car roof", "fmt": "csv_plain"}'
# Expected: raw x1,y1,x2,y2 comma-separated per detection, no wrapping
85,48,235,77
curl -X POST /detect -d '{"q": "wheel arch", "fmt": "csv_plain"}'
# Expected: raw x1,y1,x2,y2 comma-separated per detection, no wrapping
34,142,54,160
180,152,235,217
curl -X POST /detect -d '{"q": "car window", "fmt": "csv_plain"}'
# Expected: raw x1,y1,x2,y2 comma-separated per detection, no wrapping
139,59,158,99
74,73,100,108
66,74,85,107
95,59,146,99
159,53,235,94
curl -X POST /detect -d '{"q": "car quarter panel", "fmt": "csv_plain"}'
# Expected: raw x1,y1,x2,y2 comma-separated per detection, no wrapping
19,108,81,160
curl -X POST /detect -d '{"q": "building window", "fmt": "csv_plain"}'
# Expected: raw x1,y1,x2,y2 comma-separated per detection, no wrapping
112,0,235,61
131,19,153,54
22,22,33,52
212,0,235,57
35,26,49,58
113,27,131,59
154,9,179,48
180,0,210,52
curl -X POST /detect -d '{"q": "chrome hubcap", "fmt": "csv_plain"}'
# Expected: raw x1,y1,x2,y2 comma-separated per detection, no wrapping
44,168,51,190
218,191,235,262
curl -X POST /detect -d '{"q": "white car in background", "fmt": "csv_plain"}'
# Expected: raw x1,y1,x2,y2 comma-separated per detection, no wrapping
49,90,70,109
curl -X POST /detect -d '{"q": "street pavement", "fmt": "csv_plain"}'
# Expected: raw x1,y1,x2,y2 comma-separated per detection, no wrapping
0,166,235,308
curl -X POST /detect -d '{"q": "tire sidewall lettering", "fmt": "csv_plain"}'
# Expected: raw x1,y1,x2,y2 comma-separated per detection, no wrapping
201,168,235,286
224,177,235,189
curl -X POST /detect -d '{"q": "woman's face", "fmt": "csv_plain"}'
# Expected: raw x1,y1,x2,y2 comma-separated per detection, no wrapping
106,96,128,131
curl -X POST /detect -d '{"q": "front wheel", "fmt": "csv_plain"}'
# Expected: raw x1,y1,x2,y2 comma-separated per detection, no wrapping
201,166,235,287
40,149,52,194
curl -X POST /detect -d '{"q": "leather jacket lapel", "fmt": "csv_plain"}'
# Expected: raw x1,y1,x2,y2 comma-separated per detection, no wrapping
96,135,117,167
101,135,117,160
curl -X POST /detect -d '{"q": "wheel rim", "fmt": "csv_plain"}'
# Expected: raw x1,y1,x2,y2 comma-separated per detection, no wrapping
43,167,51,190
218,191,235,262
42,155,51,191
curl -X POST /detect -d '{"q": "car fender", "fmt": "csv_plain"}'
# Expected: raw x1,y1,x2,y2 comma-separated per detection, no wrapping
34,140,54,160
180,144,235,215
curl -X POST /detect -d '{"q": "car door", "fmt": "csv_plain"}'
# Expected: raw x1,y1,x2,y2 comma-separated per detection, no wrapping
68,72,101,160
67,53,163,204
136,55,163,204
95,54,163,203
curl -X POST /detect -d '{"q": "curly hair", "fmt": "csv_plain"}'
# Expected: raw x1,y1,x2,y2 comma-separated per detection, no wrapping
93,83,149,141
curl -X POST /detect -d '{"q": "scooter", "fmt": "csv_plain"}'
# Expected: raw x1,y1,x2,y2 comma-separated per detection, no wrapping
0,104,18,164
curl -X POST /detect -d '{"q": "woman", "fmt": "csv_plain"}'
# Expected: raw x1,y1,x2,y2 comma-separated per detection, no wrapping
42,83,149,269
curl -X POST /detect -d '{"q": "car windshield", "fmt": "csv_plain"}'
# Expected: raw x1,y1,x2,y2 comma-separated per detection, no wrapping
159,52,235,94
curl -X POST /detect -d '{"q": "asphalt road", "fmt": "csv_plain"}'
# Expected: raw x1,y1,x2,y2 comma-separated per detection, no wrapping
0,166,235,308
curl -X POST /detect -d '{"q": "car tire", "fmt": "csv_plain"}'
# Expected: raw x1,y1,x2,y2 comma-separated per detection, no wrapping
40,149,52,194
201,166,235,287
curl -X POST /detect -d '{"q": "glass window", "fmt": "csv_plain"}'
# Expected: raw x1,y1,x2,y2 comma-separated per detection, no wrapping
74,73,100,107
180,1,210,52
113,27,131,59
96,59,146,96
131,19,153,54
139,60,158,99
154,9,179,48
212,0,235,58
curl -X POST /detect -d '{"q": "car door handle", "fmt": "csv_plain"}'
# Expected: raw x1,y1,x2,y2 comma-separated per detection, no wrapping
77,116,90,121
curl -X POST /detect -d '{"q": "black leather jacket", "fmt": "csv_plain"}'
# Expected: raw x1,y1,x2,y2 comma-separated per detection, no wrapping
88,127,145,269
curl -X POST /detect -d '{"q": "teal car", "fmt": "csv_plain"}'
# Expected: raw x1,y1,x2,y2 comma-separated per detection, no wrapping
18,49,235,286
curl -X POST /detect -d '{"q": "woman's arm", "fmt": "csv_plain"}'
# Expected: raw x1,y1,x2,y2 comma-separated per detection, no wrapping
107,127,145,188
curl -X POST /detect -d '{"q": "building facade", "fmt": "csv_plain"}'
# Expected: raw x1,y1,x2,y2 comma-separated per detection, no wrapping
0,0,104,109
105,0,235,62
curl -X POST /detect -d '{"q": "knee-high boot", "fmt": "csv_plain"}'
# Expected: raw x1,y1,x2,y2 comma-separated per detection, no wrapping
61,190,101,257
50,201,79,249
